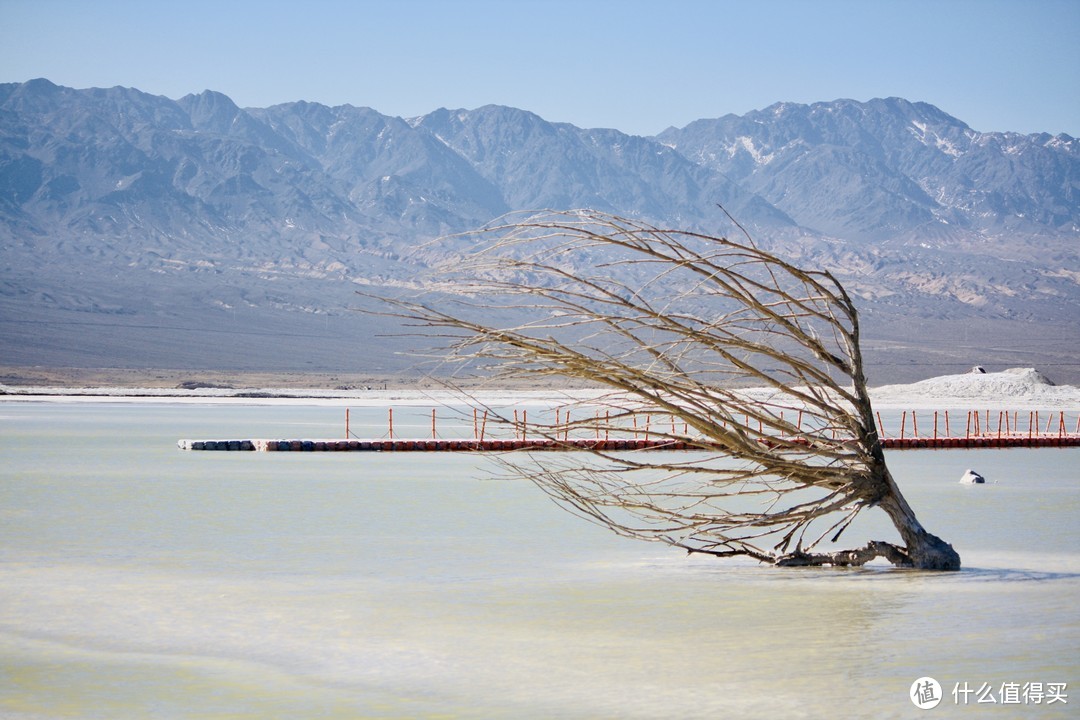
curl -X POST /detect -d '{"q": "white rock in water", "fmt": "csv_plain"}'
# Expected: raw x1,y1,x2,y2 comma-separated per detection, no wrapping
960,469,986,484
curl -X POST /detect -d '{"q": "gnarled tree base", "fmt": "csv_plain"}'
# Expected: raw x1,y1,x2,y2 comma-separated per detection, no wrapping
773,541,913,567
771,535,960,570
687,534,960,570
877,482,962,570
902,531,962,570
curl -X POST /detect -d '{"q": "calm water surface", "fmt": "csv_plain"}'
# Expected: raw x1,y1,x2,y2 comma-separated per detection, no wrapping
0,402,1077,719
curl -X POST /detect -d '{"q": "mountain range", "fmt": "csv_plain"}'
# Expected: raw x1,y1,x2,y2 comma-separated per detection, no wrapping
1,79,1077,384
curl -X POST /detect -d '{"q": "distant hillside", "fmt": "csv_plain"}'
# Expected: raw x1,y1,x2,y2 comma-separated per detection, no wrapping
1,80,1077,383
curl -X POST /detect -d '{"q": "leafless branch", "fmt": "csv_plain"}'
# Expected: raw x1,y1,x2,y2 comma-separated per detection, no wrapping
364,209,960,570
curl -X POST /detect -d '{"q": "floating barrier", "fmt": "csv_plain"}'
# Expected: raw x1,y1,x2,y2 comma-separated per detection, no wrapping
879,436,1080,449
179,437,698,452
178,406,1080,452
177,434,1080,452
180,439,256,451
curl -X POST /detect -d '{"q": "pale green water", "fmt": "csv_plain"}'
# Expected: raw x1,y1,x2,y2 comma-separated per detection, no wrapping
0,402,1077,719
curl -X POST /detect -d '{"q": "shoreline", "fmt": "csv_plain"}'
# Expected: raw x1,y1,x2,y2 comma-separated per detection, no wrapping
3,365,1080,411
0,365,468,391
0,366,605,407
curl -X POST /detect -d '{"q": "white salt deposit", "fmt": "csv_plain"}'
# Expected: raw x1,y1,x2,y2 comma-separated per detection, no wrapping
869,367,1080,409
2,367,1078,410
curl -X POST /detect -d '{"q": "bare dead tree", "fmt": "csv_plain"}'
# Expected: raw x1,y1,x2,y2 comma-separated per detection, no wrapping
373,209,960,570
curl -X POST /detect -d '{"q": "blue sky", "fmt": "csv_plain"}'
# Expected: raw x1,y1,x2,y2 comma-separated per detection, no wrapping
2,0,1077,136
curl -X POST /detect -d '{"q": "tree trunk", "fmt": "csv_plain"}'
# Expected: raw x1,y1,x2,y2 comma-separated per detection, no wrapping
877,470,961,570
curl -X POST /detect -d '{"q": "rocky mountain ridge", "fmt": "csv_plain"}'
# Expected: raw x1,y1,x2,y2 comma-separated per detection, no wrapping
657,97,1077,243
1,79,1076,383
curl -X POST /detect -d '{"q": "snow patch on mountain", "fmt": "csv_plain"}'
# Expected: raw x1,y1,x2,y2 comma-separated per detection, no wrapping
732,136,774,164
908,120,964,157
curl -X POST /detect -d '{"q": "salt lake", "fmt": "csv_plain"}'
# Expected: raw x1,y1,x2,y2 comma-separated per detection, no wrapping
1,401,1077,718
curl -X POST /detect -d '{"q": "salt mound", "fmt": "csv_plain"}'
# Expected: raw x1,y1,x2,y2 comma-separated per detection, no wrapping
870,368,1080,409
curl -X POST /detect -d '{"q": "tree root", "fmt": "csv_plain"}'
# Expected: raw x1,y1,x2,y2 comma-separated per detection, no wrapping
771,534,961,570
773,541,913,567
